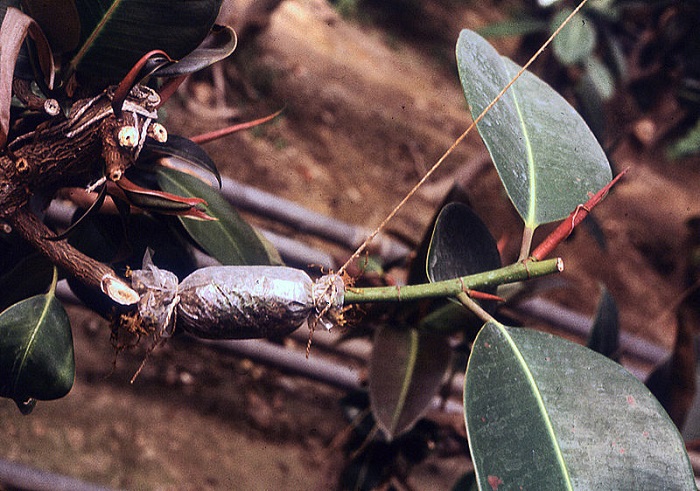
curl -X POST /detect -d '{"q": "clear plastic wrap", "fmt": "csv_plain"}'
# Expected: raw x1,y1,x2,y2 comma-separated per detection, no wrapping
130,253,345,340
130,249,179,337
177,266,315,339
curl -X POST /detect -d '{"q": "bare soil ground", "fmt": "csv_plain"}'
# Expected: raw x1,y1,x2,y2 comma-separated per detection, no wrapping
1,0,700,489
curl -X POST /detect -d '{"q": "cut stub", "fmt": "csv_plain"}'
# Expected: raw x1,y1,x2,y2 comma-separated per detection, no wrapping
177,266,345,339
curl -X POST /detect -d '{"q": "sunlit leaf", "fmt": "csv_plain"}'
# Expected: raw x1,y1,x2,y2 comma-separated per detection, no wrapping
369,326,450,440
551,8,596,66
66,0,222,84
156,168,282,266
465,322,695,490
0,269,74,409
456,29,612,229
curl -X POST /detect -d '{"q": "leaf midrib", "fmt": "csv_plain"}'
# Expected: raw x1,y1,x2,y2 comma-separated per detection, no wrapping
504,64,537,228
390,328,419,436
12,294,52,394
496,321,573,490
67,0,123,76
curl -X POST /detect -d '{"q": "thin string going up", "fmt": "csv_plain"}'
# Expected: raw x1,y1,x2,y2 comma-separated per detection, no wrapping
336,0,590,277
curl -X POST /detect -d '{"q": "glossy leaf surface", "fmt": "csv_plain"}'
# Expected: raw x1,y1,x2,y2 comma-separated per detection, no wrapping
369,326,450,440
427,202,501,293
153,25,237,78
141,134,221,187
156,168,282,266
0,269,74,405
66,0,221,83
114,176,212,220
465,322,695,490
456,29,612,228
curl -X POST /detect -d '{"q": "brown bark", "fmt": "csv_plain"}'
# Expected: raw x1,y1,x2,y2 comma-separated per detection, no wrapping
7,208,114,292
0,87,153,305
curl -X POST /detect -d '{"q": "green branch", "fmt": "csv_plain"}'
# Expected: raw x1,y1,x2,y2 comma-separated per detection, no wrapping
344,258,563,304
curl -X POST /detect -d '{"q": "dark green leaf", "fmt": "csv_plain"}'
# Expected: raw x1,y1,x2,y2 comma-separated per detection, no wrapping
407,182,472,286
140,134,221,187
426,202,501,318
551,9,596,66
45,183,108,241
369,326,450,440
67,207,197,316
456,29,612,229
575,66,607,143
450,471,478,491
477,18,548,38
115,176,211,219
418,301,483,338
0,251,53,313
582,56,615,100
586,286,619,360
153,25,237,78
67,0,222,84
0,269,74,406
156,168,282,266
427,203,501,290
668,118,700,160
465,322,695,490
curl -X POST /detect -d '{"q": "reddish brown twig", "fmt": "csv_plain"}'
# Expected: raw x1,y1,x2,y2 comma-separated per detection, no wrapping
190,108,283,145
112,50,172,116
467,289,505,302
157,74,188,107
530,168,629,261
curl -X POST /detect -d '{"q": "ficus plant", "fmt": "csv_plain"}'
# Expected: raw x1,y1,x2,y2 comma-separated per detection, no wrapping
480,0,700,159
0,1,695,490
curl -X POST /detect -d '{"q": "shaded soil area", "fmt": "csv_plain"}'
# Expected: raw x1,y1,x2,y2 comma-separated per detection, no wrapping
2,0,700,489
